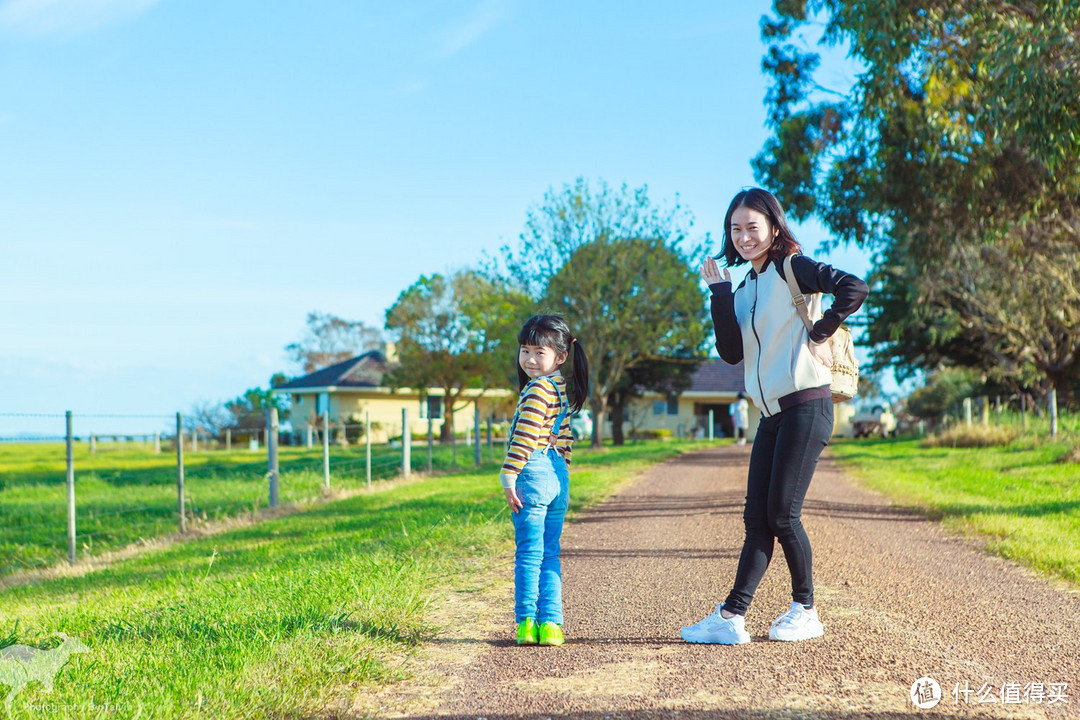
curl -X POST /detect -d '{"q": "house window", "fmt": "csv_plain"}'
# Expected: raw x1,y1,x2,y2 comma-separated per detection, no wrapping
294,395,303,405
421,396,442,420
653,401,665,416
666,396,679,415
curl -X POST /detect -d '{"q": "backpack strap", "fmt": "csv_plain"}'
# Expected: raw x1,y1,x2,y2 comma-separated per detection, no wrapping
783,254,816,334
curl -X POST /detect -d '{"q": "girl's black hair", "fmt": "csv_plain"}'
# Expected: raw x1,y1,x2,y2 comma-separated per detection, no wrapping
715,187,802,268
516,314,589,414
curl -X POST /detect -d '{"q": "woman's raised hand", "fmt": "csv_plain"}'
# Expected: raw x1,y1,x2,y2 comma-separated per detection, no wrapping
701,257,730,285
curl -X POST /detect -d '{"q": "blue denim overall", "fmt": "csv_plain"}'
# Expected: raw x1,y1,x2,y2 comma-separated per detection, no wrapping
510,378,570,625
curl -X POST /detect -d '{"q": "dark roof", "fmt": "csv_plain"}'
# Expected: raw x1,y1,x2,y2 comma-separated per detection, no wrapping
275,351,391,390
687,359,745,394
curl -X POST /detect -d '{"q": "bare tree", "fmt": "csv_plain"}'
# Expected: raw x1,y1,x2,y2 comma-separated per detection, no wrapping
286,312,383,373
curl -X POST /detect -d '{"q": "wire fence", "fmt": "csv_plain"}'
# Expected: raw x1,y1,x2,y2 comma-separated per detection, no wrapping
1,407,505,578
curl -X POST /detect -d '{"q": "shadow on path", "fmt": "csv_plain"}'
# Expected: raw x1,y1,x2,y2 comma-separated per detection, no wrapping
561,547,740,560
386,710,976,720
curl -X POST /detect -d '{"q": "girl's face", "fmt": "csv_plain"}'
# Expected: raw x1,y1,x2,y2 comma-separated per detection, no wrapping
730,205,778,266
519,344,567,379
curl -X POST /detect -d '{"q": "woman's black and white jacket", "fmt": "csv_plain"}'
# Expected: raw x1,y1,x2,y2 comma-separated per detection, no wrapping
710,255,869,418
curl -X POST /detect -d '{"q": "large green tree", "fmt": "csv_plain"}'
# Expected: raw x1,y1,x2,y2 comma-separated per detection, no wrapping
498,178,710,447
385,270,528,442
753,0,1080,418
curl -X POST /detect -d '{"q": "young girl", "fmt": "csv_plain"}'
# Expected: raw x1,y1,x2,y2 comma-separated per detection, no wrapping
682,187,868,645
500,314,589,646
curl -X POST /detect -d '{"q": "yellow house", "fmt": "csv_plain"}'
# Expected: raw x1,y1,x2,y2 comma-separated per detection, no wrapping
275,351,516,444
618,359,760,440
277,353,850,445
619,359,853,440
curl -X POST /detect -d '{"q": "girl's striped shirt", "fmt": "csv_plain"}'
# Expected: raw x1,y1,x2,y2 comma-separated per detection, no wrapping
499,373,573,488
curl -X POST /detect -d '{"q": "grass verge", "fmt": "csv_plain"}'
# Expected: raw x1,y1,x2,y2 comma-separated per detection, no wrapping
829,436,1080,588
0,442,495,575
0,439,713,719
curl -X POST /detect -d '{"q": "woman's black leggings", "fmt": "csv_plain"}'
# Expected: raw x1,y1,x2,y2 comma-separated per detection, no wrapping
723,396,833,616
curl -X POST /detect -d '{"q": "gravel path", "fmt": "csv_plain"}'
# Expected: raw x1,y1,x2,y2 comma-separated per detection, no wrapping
358,445,1080,719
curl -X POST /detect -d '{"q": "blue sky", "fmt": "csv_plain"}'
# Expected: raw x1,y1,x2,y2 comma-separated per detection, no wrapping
1,0,872,437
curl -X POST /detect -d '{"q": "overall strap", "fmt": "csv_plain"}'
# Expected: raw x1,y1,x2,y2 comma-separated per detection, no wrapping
507,376,567,451
541,377,568,451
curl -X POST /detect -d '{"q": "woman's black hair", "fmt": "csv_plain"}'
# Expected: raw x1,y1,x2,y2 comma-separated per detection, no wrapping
715,187,802,268
516,314,589,414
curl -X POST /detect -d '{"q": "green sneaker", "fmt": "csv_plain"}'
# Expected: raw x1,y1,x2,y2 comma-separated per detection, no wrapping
538,621,564,646
516,618,538,645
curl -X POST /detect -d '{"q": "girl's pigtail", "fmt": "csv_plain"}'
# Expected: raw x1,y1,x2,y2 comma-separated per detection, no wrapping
569,338,589,414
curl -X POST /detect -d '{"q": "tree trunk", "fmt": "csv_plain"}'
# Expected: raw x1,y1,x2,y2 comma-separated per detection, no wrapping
440,390,454,443
610,398,626,446
589,396,606,448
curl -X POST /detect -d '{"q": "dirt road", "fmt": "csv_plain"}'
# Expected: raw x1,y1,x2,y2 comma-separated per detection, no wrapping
358,445,1080,719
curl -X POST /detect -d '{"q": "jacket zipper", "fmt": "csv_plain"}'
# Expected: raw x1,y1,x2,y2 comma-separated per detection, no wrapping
749,274,772,415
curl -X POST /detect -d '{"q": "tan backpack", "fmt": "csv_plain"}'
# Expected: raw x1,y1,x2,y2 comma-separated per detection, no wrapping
782,255,859,403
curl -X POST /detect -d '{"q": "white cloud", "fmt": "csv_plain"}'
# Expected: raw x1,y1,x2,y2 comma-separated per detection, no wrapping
433,0,508,59
392,79,428,97
0,0,160,37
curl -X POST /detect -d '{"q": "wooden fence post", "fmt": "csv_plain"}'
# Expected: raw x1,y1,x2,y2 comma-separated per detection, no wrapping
176,412,186,533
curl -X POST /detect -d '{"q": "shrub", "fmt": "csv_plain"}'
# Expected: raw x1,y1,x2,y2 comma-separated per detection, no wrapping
921,424,1017,448
638,429,673,440
1056,444,1080,464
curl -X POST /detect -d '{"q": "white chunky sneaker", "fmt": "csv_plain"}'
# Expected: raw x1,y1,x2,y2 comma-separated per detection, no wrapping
768,601,824,642
681,605,751,645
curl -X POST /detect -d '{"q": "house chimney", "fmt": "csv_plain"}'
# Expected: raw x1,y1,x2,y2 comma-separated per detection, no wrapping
383,341,399,364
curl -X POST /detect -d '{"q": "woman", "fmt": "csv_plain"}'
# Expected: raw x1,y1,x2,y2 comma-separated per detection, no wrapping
681,188,868,644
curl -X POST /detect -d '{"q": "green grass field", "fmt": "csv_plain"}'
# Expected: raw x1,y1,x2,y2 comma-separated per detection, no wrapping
0,440,501,576
0,439,712,719
830,435,1080,587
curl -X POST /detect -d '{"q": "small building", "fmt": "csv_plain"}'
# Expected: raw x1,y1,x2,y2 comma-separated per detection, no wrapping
618,359,761,440
621,359,852,440
274,351,516,444
276,353,850,445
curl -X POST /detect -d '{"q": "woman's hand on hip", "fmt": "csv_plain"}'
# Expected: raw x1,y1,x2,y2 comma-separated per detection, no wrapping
504,487,523,514
701,257,730,286
808,339,834,369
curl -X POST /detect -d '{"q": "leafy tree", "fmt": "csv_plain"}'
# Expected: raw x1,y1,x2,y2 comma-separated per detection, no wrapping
543,238,709,447
756,1,1079,249
498,177,700,297
753,1,1080,423
286,312,383,373
225,386,289,433
497,178,710,447
934,233,1080,424
385,270,529,442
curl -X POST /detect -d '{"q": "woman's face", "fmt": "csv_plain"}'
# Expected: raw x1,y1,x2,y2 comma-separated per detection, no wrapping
730,205,777,266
